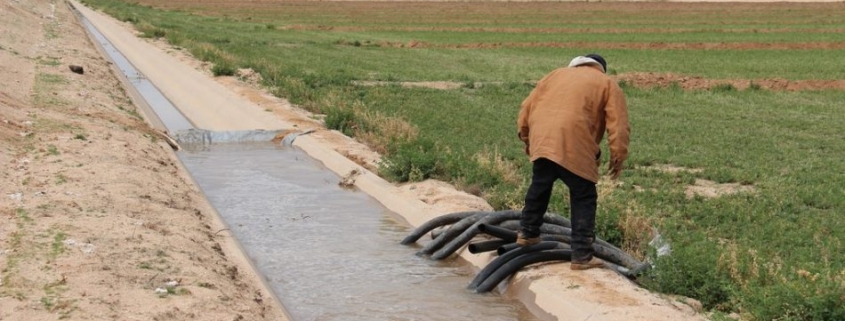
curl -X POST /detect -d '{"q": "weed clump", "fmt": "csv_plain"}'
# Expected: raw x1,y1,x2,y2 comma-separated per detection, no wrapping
324,106,358,136
211,61,236,76
380,138,443,182
710,83,736,92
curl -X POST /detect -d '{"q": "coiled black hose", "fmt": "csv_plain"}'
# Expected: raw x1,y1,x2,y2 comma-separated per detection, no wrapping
404,210,573,247
480,223,646,273
474,249,573,293
399,211,480,245
430,212,572,260
430,211,521,259
467,241,567,290
416,211,508,256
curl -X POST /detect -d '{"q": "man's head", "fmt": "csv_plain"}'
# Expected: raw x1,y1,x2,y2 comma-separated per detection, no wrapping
568,54,607,73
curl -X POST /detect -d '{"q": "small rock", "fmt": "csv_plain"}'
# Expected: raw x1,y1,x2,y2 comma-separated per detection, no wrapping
81,243,95,254
69,65,84,74
8,192,22,202
165,280,179,287
154,287,168,295
728,312,741,320
684,297,703,312
62,239,77,246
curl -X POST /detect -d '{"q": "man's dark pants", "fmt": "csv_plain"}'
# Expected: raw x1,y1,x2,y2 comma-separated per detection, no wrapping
520,158,597,262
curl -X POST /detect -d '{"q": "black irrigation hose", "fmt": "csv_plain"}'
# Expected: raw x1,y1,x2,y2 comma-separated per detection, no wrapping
467,240,510,254
474,249,573,293
404,210,573,246
478,223,518,242
496,220,521,231
482,223,646,272
477,238,645,278
430,211,522,260
400,211,479,245
468,241,566,290
416,211,506,256
430,212,573,260
497,238,647,275
412,210,573,258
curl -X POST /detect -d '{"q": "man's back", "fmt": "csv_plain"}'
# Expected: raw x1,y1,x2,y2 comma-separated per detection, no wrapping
517,65,629,183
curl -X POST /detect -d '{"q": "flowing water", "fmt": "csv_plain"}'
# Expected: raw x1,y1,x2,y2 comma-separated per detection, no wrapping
178,143,537,321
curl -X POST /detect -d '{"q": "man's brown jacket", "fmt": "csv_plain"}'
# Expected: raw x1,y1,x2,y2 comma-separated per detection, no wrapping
517,65,630,183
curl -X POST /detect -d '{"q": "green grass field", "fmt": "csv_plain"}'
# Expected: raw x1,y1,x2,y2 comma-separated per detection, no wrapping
80,0,845,319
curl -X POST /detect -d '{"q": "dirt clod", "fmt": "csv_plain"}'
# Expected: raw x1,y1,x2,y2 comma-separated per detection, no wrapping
69,64,84,74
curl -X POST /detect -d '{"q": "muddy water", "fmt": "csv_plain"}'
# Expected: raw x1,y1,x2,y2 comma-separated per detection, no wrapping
178,143,537,321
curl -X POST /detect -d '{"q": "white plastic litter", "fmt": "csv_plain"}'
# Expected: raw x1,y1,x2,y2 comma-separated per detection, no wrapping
649,229,672,257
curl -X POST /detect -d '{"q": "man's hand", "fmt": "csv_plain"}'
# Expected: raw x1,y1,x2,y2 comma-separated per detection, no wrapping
523,144,530,156
608,159,623,180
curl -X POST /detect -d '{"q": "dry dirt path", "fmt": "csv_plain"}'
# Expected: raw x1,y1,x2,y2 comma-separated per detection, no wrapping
0,0,288,320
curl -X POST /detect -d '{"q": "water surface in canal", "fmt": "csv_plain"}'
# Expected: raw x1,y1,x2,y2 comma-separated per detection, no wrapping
178,143,538,321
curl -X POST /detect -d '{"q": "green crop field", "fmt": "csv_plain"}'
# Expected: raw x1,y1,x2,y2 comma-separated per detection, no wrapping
79,0,845,319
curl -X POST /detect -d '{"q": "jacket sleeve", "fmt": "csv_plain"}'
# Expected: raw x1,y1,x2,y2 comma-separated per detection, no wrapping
605,81,630,163
517,73,552,144
517,93,533,144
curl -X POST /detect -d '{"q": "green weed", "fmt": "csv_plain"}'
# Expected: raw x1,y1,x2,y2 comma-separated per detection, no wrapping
323,106,357,137
50,232,66,258
55,174,67,185
379,138,443,182
16,208,32,223
47,145,59,155
38,57,61,66
211,61,236,76
710,83,737,92
117,105,143,120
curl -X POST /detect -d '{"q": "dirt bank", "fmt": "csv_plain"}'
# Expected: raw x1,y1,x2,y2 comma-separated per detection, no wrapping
0,0,286,320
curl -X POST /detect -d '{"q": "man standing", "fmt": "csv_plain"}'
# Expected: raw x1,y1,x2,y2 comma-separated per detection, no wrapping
515,54,630,270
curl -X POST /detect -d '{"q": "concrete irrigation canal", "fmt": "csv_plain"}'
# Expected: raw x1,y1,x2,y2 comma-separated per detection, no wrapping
72,2,537,320
71,1,708,320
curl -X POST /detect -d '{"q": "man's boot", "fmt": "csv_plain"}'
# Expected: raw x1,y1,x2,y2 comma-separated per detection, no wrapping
571,257,604,271
516,231,541,247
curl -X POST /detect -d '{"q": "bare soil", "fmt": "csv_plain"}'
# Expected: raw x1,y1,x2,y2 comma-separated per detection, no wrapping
354,73,845,91
616,72,845,91
686,179,756,199
356,40,845,51
0,1,285,320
